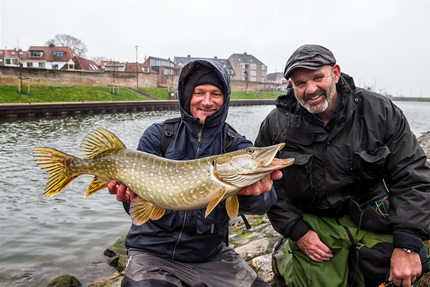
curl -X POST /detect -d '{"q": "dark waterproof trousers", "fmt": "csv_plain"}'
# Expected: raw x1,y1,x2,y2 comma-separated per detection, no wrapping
121,246,269,287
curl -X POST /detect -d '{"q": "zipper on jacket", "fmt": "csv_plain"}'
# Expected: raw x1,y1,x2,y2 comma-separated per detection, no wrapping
171,211,188,260
195,125,204,157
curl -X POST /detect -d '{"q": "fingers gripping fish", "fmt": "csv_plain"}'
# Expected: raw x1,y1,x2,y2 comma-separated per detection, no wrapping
33,129,294,225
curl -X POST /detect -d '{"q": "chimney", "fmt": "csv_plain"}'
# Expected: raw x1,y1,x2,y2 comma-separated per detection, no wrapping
187,55,191,58
214,56,217,59
244,52,247,55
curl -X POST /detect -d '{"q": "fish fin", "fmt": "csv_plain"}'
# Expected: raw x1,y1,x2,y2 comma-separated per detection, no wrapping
225,194,239,221
81,128,126,159
149,207,166,220
33,147,78,197
84,176,109,198
205,188,228,218
130,197,166,225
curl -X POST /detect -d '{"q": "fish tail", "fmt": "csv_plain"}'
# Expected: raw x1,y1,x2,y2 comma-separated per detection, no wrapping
33,147,78,197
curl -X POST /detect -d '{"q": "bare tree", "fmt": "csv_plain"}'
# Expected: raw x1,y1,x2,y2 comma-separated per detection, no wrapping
91,56,109,64
45,34,88,57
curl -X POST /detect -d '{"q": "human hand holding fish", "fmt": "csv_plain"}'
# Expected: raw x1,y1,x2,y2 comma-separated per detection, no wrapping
33,128,294,225
108,181,138,202
236,170,282,196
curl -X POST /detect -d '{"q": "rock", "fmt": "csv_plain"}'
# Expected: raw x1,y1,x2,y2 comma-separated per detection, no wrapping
251,254,274,282
46,274,82,287
235,238,270,261
87,272,124,287
104,234,127,257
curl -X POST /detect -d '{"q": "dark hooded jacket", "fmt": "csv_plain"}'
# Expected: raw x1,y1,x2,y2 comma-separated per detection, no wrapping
255,73,430,251
123,59,277,263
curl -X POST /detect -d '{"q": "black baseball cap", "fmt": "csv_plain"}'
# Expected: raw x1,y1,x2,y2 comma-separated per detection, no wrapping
284,44,336,79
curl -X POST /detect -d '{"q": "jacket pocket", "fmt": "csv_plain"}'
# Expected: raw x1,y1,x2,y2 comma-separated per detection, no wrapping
276,151,313,201
353,145,391,185
196,204,228,235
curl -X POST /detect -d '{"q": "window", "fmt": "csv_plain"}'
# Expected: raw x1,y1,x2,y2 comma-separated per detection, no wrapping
52,64,59,70
262,65,267,70
143,67,149,73
5,59,11,65
52,51,66,58
250,64,257,70
12,59,18,65
240,63,247,69
68,64,74,69
27,62,33,68
164,68,174,75
39,62,45,68
250,77,256,82
250,70,256,76
30,51,43,57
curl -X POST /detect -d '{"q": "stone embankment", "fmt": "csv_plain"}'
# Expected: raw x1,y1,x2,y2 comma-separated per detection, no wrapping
47,132,430,287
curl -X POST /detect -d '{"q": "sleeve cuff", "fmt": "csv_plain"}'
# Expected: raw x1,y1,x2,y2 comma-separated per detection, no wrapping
392,230,422,253
288,219,312,241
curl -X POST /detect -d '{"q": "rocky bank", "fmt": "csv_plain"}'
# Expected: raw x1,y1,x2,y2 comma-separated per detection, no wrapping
48,132,430,287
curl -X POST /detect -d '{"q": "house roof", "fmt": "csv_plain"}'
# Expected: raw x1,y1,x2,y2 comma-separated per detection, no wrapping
22,46,75,62
174,56,235,76
0,49,26,59
229,53,264,66
125,62,144,73
68,56,101,71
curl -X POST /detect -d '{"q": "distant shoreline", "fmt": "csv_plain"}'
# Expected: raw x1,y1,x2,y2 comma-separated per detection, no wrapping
390,97,430,102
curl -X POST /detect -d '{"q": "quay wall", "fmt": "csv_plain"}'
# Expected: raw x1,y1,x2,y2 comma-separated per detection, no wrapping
0,99,276,119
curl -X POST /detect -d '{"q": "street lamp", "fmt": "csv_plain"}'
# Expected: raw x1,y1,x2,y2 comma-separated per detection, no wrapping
135,45,139,88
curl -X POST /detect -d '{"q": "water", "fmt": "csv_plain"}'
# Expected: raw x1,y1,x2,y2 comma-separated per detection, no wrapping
0,102,429,286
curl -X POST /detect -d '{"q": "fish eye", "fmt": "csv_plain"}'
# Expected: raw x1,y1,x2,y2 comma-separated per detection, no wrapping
245,148,255,155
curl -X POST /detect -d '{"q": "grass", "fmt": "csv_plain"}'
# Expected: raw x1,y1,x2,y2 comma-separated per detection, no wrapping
140,87,175,100
231,90,282,99
0,84,283,103
0,85,149,103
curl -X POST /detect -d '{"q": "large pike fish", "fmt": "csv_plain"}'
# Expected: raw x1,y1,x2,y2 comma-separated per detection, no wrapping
33,129,294,225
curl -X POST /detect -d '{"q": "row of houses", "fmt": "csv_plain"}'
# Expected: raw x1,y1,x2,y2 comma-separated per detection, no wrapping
0,45,288,86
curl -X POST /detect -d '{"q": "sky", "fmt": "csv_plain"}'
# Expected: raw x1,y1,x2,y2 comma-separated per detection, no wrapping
1,0,429,97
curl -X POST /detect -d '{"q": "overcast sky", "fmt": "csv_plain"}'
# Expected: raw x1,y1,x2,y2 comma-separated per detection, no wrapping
1,0,429,97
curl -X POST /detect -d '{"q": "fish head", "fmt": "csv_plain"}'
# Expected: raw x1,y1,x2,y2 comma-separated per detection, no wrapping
212,143,294,188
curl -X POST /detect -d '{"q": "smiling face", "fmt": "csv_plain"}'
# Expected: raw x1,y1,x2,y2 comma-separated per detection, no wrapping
290,64,341,124
189,84,224,123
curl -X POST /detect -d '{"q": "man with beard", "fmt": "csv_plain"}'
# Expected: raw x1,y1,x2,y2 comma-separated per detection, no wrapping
255,45,430,287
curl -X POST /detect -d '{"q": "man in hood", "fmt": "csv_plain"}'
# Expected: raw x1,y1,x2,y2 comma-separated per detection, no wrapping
109,59,281,287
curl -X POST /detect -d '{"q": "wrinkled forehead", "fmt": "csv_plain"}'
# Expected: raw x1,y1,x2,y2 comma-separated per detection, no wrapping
290,65,333,81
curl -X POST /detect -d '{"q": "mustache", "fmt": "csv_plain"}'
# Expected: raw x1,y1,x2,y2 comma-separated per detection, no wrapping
304,89,325,101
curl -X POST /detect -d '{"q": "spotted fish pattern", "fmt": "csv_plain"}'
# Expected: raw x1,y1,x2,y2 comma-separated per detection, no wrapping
33,128,294,225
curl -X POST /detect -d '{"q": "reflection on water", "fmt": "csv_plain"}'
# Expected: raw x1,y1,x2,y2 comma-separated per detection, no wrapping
0,102,428,286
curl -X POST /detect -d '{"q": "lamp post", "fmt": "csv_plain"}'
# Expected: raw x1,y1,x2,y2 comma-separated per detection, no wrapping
135,45,139,88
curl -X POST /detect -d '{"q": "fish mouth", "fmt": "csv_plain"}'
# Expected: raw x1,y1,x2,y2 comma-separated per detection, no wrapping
261,143,285,167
